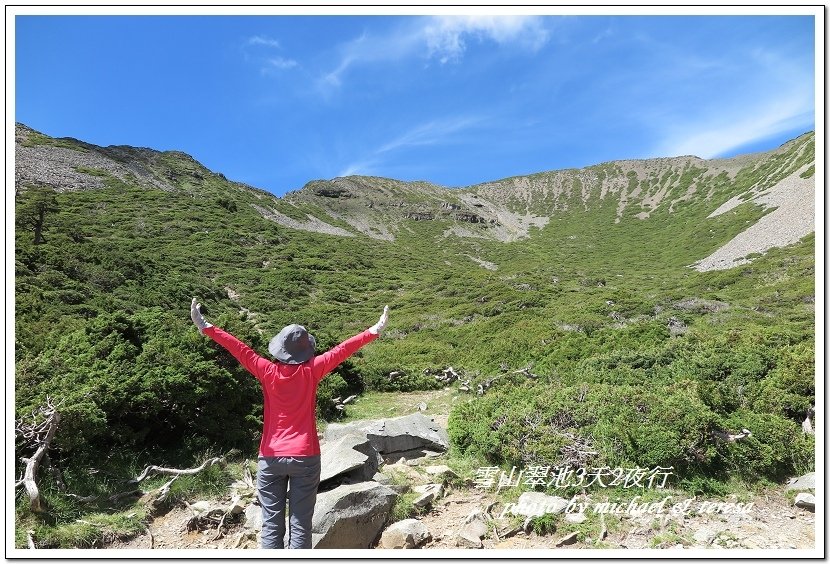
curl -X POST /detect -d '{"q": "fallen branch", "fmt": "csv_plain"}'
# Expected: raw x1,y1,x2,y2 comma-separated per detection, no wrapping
27,530,36,550
18,402,61,513
129,457,223,485
511,365,538,379
212,512,229,541
148,476,179,509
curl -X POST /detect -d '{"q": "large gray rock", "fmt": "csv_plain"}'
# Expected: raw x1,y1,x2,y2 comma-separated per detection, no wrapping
311,481,398,548
324,413,450,455
320,433,382,486
378,519,432,549
787,472,816,491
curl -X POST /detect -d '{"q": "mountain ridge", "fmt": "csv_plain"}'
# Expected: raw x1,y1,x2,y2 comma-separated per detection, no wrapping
15,122,815,266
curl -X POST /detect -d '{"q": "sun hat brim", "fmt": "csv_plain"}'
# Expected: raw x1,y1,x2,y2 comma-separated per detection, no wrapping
268,324,316,364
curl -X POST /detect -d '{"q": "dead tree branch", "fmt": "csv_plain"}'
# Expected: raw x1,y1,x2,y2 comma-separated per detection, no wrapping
129,457,224,485
16,398,61,513
711,428,752,443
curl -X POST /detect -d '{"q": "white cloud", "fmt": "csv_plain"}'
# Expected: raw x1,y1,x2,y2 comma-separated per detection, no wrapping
247,35,281,49
337,160,378,177
423,15,550,63
338,115,484,178
267,57,298,70
654,99,813,159
377,116,483,153
319,16,550,89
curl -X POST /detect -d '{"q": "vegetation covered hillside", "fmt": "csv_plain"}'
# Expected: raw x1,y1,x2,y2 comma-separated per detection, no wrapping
14,123,815,545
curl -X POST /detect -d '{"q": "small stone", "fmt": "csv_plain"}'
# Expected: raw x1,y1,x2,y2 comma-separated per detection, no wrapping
228,496,245,515
379,518,431,549
244,504,263,531
456,531,483,548
413,483,443,507
794,492,816,512
565,512,587,524
424,465,459,480
372,472,393,485
555,532,579,546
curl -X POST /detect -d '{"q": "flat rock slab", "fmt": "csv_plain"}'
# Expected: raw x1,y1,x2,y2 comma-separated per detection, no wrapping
324,413,450,455
555,532,579,547
424,465,459,481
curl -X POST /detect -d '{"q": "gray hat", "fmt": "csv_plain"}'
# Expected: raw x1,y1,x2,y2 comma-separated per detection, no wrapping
268,324,316,364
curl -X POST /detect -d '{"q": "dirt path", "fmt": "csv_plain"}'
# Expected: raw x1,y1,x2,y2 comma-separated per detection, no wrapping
107,389,816,552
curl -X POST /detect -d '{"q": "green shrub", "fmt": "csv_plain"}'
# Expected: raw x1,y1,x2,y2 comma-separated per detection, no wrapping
362,366,444,393
450,381,718,472
16,309,263,461
748,341,814,419
716,410,809,482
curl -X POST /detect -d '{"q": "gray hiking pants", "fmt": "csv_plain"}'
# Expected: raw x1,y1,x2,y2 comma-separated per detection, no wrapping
257,455,321,549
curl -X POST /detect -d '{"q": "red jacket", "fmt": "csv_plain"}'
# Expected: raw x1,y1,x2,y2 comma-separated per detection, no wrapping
203,326,378,456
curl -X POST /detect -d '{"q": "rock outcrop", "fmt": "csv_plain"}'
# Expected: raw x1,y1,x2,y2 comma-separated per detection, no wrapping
311,481,398,548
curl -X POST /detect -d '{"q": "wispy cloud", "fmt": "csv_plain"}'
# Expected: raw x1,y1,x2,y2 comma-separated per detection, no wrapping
377,116,482,153
337,115,485,177
247,35,281,49
244,35,299,74
266,57,298,70
649,48,814,158
424,15,550,63
653,95,813,159
319,16,550,91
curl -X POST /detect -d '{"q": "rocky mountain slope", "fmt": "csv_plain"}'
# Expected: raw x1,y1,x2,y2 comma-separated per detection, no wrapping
15,123,815,269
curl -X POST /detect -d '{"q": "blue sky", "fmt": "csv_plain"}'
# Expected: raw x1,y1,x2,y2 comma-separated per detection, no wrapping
13,11,818,196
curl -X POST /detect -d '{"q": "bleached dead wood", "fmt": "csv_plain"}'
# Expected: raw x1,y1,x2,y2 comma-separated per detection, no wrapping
16,399,61,513
711,428,752,442
129,457,224,485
